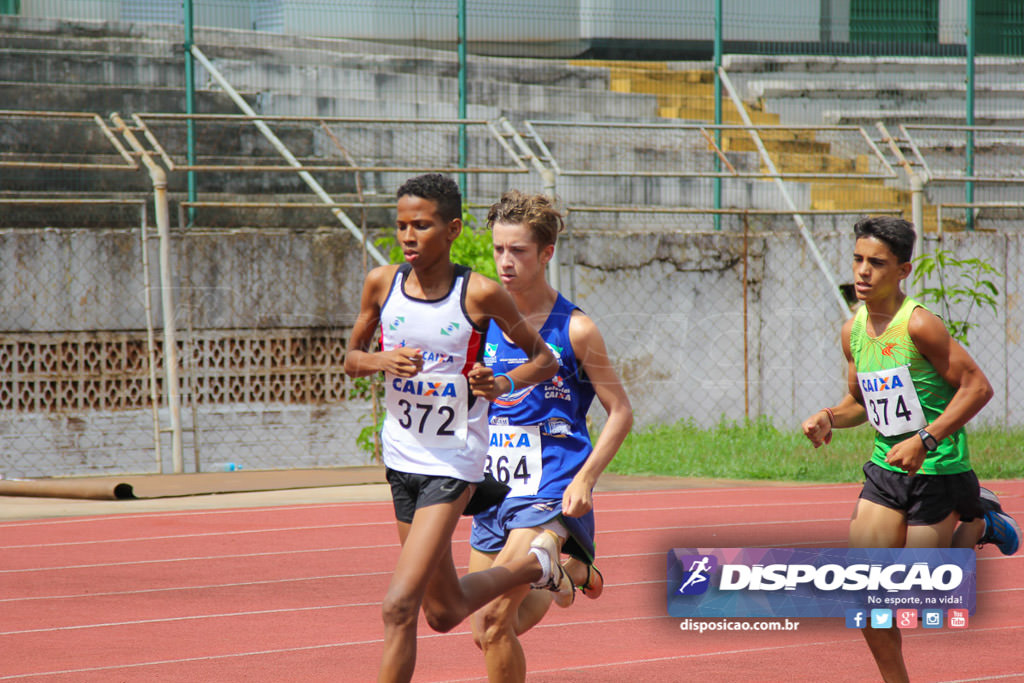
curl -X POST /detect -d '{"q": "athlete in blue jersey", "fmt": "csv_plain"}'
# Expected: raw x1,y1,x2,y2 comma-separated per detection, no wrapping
467,191,633,682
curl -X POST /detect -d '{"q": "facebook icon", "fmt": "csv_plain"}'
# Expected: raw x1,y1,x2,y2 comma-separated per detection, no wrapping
845,609,868,629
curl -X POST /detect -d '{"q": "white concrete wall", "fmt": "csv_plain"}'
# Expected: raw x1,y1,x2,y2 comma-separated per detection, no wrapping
3,227,1019,476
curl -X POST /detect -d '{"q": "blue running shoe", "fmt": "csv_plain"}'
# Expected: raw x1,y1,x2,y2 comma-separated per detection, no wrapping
978,487,1021,556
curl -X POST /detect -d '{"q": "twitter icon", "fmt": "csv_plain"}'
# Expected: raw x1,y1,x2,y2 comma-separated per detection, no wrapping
871,609,893,628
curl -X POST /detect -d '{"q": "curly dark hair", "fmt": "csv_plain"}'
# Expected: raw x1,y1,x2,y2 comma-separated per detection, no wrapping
853,216,916,263
396,174,462,222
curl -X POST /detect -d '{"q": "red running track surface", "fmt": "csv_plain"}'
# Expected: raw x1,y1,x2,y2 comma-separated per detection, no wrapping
2,481,1022,682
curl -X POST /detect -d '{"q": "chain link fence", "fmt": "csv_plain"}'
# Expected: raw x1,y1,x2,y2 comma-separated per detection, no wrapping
2,4,1024,477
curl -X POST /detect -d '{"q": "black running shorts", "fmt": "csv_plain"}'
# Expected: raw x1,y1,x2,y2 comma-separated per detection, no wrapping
386,467,471,523
859,461,984,526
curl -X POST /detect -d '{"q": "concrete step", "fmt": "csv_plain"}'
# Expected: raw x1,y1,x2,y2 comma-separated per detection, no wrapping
173,192,394,229
200,43,613,92
766,152,867,175
721,134,830,155
723,54,1022,79
765,94,1024,127
0,81,252,115
609,72,714,96
657,106,780,125
0,118,128,156
0,151,134,166
0,157,366,196
0,164,150,194
656,86,729,106
572,60,712,78
0,30,174,56
0,115,315,161
0,14,152,38
556,174,811,212
653,96,748,116
0,17,618,92
810,181,908,211
825,109,1024,127
0,48,187,87
0,47,627,121
0,190,154,227
0,189,392,230
134,121,318,159
748,79,1024,102
202,58,656,120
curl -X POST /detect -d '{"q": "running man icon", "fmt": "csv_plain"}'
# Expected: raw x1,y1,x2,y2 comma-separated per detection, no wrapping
678,556,713,595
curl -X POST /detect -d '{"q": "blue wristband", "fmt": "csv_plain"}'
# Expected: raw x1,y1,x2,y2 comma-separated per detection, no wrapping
493,372,515,395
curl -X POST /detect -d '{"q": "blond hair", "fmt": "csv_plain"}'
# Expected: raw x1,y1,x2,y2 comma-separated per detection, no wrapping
486,190,564,248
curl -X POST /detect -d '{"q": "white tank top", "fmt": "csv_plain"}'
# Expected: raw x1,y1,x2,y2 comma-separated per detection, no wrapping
378,264,488,481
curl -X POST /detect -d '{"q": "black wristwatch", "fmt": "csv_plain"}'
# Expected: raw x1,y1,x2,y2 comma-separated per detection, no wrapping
918,429,938,451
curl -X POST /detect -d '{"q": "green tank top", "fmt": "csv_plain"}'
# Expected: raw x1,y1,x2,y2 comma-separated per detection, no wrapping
849,297,970,475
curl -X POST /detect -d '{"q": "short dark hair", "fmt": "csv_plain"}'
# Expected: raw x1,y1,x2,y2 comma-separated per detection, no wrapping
853,216,916,263
396,173,462,222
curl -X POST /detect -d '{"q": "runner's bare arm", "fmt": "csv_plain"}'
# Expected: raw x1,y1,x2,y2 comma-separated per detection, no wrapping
465,273,557,401
885,307,993,473
802,316,866,447
561,311,633,517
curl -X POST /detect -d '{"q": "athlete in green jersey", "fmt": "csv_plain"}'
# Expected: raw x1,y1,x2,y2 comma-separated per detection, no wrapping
849,296,970,475
801,216,1020,683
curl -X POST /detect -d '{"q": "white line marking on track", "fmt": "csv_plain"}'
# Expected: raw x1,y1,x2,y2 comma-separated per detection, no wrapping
598,517,848,534
0,520,393,550
0,543,398,574
0,572,393,603
0,501,393,529
0,514,849,553
0,639,384,681
595,484,860,497
597,500,855,513
0,519,851,575
936,675,1024,682
0,602,378,636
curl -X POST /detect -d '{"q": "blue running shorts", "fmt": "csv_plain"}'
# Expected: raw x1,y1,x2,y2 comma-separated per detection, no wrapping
470,495,596,563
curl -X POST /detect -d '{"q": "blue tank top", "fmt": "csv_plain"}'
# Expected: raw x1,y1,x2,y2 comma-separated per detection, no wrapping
482,293,596,498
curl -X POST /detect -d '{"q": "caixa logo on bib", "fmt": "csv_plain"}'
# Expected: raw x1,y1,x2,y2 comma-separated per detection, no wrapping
391,378,458,397
667,548,975,619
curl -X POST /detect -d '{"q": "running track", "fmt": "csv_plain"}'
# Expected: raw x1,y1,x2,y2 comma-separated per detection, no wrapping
2,481,1023,682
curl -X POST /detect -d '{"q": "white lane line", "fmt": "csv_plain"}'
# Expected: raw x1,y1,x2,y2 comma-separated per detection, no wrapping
0,500,393,528
0,543,397,574
0,520,393,550
0,602,377,637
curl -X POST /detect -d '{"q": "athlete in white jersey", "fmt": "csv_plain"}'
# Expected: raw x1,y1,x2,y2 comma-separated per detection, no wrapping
378,262,488,481
344,174,563,683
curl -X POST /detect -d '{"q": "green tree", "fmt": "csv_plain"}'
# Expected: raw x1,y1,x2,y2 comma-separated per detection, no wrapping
911,248,1002,345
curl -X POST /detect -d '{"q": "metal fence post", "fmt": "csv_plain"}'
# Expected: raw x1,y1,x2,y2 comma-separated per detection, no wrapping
184,0,196,225
966,0,976,230
111,112,184,474
457,0,468,194
713,0,723,232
